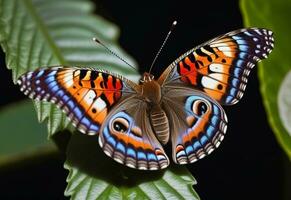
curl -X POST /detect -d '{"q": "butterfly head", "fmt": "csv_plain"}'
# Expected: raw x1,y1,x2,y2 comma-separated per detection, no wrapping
140,72,155,83
139,72,162,104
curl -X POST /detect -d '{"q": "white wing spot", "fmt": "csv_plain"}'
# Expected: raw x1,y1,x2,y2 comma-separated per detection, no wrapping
63,74,74,88
91,97,106,112
83,90,96,105
201,76,220,90
217,46,233,57
209,73,224,81
209,64,225,73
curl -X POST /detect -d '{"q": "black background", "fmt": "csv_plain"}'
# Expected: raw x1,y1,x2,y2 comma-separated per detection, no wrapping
0,0,290,199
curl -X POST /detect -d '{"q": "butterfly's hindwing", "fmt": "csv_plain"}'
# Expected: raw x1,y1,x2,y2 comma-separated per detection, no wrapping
99,98,169,170
18,66,136,135
162,88,227,164
159,28,274,105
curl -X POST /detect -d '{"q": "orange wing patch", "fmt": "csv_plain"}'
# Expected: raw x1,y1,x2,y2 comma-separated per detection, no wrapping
56,69,124,127
176,41,244,104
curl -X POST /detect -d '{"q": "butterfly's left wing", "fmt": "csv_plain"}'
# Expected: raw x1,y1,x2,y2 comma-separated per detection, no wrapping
158,28,274,105
162,87,227,164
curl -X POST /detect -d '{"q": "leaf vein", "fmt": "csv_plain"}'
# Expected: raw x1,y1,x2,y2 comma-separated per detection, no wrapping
23,0,67,65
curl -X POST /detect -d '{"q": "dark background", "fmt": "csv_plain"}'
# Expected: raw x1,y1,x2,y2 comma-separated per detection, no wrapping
0,0,290,199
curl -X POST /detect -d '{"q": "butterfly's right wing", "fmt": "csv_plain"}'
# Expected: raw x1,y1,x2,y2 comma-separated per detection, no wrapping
162,87,227,164
17,66,139,135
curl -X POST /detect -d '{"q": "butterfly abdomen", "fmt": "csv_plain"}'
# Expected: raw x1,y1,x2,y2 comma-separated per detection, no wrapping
150,106,170,145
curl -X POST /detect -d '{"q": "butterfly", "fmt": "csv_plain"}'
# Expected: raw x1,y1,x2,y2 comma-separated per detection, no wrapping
17,27,274,170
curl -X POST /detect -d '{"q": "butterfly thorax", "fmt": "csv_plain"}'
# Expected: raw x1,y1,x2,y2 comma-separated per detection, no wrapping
140,72,170,145
140,72,161,104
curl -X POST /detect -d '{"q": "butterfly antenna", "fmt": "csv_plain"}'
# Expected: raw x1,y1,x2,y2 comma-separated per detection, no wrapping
92,37,138,72
148,20,177,74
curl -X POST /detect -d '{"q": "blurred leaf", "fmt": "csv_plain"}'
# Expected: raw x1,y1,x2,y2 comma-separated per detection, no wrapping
0,100,57,166
240,0,291,158
65,133,200,200
278,71,291,137
0,0,200,199
0,0,139,136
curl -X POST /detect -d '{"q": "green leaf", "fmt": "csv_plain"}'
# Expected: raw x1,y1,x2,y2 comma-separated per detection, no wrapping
65,133,200,200
240,0,291,158
0,100,57,166
278,71,291,137
0,0,200,199
0,0,139,136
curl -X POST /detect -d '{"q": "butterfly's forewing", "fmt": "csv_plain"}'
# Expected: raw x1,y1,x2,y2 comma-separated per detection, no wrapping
162,87,227,164
159,28,274,105
99,97,169,170
18,66,138,135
